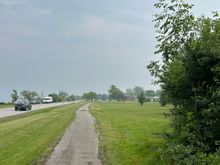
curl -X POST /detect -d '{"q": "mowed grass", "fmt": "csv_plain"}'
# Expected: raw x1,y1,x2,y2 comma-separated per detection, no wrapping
91,102,172,165
0,102,84,165
0,103,13,109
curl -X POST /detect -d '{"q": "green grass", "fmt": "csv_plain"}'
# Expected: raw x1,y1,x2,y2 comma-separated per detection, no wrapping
0,102,84,165
0,103,13,109
91,102,173,165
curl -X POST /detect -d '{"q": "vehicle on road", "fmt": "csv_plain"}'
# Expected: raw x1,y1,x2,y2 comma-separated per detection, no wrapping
42,96,53,104
15,99,32,111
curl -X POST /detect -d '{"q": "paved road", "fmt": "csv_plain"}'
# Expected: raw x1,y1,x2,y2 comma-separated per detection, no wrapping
46,103,101,165
0,101,80,119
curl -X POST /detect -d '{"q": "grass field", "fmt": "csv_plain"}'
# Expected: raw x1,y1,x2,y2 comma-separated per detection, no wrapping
0,103,13,109
91,102,172,165
0,102,84,165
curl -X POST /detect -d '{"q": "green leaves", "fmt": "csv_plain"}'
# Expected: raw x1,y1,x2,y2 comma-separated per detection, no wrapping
150,0,220,164
153,0,195,62
108,85,124,101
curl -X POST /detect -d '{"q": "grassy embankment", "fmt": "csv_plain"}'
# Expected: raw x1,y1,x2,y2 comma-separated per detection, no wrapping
91,102,172,165
0,102,84,165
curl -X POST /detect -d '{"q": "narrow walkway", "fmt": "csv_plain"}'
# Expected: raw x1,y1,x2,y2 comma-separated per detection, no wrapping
46,103,102,165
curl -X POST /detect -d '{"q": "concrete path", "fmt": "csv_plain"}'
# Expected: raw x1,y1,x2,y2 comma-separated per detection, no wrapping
46,103,102,165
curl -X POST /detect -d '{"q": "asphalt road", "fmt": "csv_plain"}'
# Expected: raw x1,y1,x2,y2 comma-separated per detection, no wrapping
46,103,101,165
0,101,80,119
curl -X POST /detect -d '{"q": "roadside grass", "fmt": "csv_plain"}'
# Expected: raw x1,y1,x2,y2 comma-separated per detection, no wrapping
0,103,13,109
91,102,173,165
0,102,84,165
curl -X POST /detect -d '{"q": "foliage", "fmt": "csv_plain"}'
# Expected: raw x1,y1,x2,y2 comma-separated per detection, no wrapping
145,90,156,97
148,0,220,164
137,92,145,106
48,91,69,102
20,90,38,102
108,85,125,101
11,90,18,103
58,91,68,102
133,86,145,97
48,93,61,102
159,90,169,106
156,90,162,97
125,88,135,97
97,93,108,101
67,95,75,101
83,91,97,101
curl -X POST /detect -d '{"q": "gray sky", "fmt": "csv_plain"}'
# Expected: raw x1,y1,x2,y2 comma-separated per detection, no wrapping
0,0,219,101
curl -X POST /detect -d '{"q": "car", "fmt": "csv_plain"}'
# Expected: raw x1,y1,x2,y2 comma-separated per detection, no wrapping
15,99,32,111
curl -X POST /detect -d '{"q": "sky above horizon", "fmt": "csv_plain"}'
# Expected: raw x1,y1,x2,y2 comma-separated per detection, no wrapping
0,0,220,101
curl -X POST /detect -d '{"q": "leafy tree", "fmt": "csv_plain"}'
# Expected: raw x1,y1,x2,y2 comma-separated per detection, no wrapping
108,85,124,101
67,95,75,101
74,95,82,100
145,90,156,98
125,88,135,97
148,0,220,163
58,91,68,102
97,93,108,101
34,96,42,104
155,90,162,97
159,90,169,106
137,92,145,106
48,93,61,102
20,90,38,102
11,89,19,103
83,91,97,101
133,86,145,97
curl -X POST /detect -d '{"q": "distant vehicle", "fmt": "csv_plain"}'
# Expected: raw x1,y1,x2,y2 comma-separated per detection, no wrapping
42,96,53,103
15,99,32,111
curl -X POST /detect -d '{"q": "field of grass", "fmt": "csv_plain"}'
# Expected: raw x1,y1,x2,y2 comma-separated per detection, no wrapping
0,103,13,109
0,102,84,165
91,102,172,165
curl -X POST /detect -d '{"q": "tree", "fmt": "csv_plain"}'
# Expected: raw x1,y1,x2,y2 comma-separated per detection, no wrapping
159,90,169,106
11,90,19,103
58,91,68,102
74,95,82,100
137,92,145,106
83,91,97,101
48,93,61,102
125,88,135,97
148,0,220,163
133,86,145,97
108,85,124,101
20,90,38,102
155,90,161,97
67,95,75,101
97,93,108,101
145,90,156,98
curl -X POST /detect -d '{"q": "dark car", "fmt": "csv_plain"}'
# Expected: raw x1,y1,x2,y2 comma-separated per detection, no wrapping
15,99,32,111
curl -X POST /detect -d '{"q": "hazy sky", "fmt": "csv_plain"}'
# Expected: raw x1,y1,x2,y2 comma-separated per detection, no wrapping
0,0,219,101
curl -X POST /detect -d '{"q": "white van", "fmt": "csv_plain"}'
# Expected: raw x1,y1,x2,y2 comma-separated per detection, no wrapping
42,96,53,103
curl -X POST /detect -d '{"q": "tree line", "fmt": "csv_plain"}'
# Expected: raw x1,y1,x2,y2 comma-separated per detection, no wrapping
11,90,79,103
9,86,161,104
82,85,162,105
